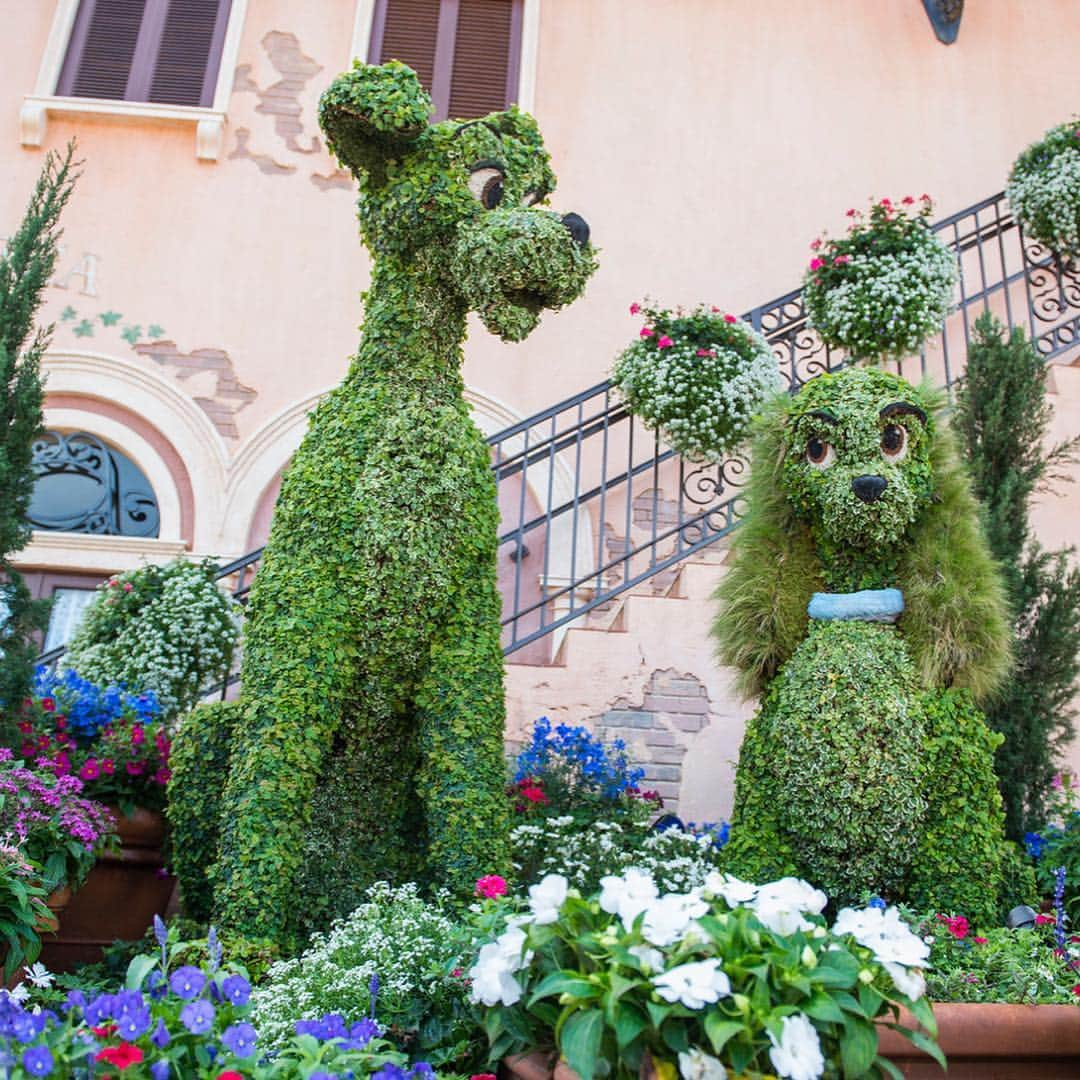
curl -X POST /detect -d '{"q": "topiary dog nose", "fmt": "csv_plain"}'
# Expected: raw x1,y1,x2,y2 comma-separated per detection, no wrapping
852,474,888,504
561,212,590,248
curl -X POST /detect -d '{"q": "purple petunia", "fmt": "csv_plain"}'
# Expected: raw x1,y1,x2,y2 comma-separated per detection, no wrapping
21,1045,54,1076
343,1017,380,1050
220,973,251,1006
180,999,215,1035
222,1022,258,1058
169,966,207,1000
150,1060,171,1080
151,1017,171,1048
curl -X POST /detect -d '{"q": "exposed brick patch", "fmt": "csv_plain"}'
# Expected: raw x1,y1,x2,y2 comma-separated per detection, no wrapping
134,341,257,438
594,667,713,815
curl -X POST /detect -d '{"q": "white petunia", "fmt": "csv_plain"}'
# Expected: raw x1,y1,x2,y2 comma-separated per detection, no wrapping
653,959,731,1010
678,1047,727,1079
703,871,758,907
832,906,929,968
641,891,709,947
752,878,827,936
767,1013,825,1080
528,874,569,925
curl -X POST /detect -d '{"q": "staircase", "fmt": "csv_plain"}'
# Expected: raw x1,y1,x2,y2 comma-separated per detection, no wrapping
35,191,1080,815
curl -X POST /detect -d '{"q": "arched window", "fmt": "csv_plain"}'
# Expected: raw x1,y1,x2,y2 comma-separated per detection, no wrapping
27,430,160,538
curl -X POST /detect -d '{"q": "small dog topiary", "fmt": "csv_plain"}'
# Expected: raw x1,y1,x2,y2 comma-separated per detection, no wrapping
714,366,1013,923
169,61,596,944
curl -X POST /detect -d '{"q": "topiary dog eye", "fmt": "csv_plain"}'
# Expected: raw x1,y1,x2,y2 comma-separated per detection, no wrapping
521,189,544,207
881,423,908,461
468,165,505,209
806,436,835,469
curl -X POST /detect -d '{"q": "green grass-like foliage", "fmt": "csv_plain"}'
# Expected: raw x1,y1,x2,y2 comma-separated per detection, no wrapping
715,367,1012,916
171,61,595,945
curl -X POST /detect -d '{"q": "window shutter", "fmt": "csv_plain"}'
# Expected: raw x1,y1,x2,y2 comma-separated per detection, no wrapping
148,0,232,106
447,0,516,119
61,0,148,100
372,0,442,94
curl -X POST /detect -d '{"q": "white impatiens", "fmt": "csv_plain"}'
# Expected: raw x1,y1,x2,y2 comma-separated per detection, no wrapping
599,866,660,930
751,877,827,936
653,959,731,1010
641,890,709,947
703,871,758,908
832,905,930,968
527,873,569,925
468,925,531,1007
678,1047,728,1079
768,1013,826,1080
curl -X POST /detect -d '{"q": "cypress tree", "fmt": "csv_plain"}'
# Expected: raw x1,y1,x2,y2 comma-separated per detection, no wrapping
0,144,79,720
954,312,1080,838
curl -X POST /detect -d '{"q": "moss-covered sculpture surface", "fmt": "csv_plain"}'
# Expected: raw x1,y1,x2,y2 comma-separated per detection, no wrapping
169,61,595,944
714,367,1014,922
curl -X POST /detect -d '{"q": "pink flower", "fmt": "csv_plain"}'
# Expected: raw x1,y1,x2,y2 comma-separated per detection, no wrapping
629,302,641,315
845,208,857,217
902,195,915,205
520,784,548,805
880,197,892,207
123,582,133,592
809,238,822,251
656,335,674,349
101,759,115,775
1036,913,1055,926
834,254,851,266
920,193,932,202
973,936,988,944
936,913,969,939
710,305,721,312
41,697,55,713
639,326,654,338
724,313,737,324
131,725,146,747
1073,986,1080,997
126,760,145,777
695,348,716,358
79,759,100,781
1053,773,1064,790
809,257,825,270
475,874,508,898
153,767,172,785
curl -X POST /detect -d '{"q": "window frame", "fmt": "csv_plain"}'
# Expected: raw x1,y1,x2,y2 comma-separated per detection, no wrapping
20,0,250,161
352,0,539,118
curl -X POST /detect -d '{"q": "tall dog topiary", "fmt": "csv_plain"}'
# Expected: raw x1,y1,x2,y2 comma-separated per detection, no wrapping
169,61,595,943
713,367,1015,924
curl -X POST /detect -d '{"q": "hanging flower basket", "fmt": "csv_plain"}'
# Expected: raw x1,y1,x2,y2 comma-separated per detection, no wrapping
612,301,780,461
1007,119,1080,262
802,197,957,363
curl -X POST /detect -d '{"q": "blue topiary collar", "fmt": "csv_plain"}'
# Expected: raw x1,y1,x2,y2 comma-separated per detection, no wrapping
808,588,904,623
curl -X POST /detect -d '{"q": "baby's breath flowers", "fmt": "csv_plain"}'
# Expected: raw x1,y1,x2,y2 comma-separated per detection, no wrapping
1008,119,1080,260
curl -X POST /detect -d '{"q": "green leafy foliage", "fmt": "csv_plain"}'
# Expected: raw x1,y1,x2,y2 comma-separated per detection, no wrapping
953,313,1080,838
187,61,595,944
715,366,1012,913
0,841,50,979
0,144,79,716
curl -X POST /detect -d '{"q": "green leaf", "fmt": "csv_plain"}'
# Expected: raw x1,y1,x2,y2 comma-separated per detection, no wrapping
704,1016,743,1055
815,949,860,987
615,1004,648,1050
125,954,158,990
874,1054,905,1080
529,971,597,1006
560,1009,605,1080
802,993,845,1023
908,995,938,1037
839,1018,878,1078
908,1029,947,1070
646,1000,672,1028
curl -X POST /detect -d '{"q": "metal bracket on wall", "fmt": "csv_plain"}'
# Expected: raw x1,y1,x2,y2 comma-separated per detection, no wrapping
922,0,963,45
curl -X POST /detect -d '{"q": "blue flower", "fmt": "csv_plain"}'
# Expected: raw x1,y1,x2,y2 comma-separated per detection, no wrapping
222,1022,258,1058
180,999,215,1035
868,896,887,910
220,974,250,1006
207,926,223,973
21,1046,54,1076
410,1066,435,1077
310,1073,337,1080
344,1017,379,1049
84,994,114,1025
12,1010,45,1043
371,1067,407,1080
151,1017,171,1049
63,990,87,1013
169,966,207,1000
151,1061,171,1080
116,1006,152,1039
1024,831,1047,860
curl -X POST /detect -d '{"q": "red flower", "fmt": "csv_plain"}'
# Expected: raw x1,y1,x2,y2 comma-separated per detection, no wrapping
1073,986,1080,997
41,697,55,712
902,195,915,205
520,784,548,805
629,302,641,315
217,1073,245,1080
79,760,101,781
55,716,68,730
1035,913,1055,925
96,1043,143,1070
723,314,737,324
153,767,172,785
37,735,51,750
936,913,969,939
710,305,721,312
973,936,988,944
17,721,33,734
475,874,508,898
845,208,857,217
472,1074,498,1080
91,1023,117,1038
20,742,35,758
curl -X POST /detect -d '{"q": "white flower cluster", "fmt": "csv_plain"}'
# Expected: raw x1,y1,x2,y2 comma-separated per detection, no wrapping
470,868,931,1080
612,320,780,461
64,559,240,716
251,881,464,1050
804,230,957,361
1007,124,1080,258
511,815,723,894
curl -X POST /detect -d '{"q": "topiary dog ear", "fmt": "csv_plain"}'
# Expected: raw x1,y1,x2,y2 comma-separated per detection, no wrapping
318,60,432,185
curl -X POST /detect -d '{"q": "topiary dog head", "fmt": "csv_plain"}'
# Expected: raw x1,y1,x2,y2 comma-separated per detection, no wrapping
319,61,596,342
784,367,935,553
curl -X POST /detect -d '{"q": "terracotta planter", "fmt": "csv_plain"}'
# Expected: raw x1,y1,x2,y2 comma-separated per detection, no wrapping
877,1002,1080,1078
39,807,176,972
505,1003,1080,1079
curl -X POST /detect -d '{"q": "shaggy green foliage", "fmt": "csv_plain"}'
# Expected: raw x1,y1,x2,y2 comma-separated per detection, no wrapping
176,61,595,944
0,145,78,720
716,366,1012,913
954,313,1080,837
714,368,1010,700
723,621,928,902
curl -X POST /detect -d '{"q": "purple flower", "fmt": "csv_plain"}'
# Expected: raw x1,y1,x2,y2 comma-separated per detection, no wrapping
344,1017,380,1049
63,990,87,1013
84,994,114,1025
151,1017,171,1048
372,1066,407,1080
220,974,251,1006
207,926,223,972
310,1073,336,1080
221,1022,258,1058
112,990,146,1017
21,1046,54,1076
12,1010,45,1043
410,1066,435,1077
151,1061,171,1080
116,1006,152,1039
180,999,215,1035
169,966,206,1000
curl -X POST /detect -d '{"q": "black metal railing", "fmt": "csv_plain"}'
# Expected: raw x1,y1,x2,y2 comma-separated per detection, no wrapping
36,190,1080,677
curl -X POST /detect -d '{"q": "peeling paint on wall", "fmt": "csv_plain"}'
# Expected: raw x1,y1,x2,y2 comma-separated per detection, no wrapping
229,128,296,176
310,169,353,192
